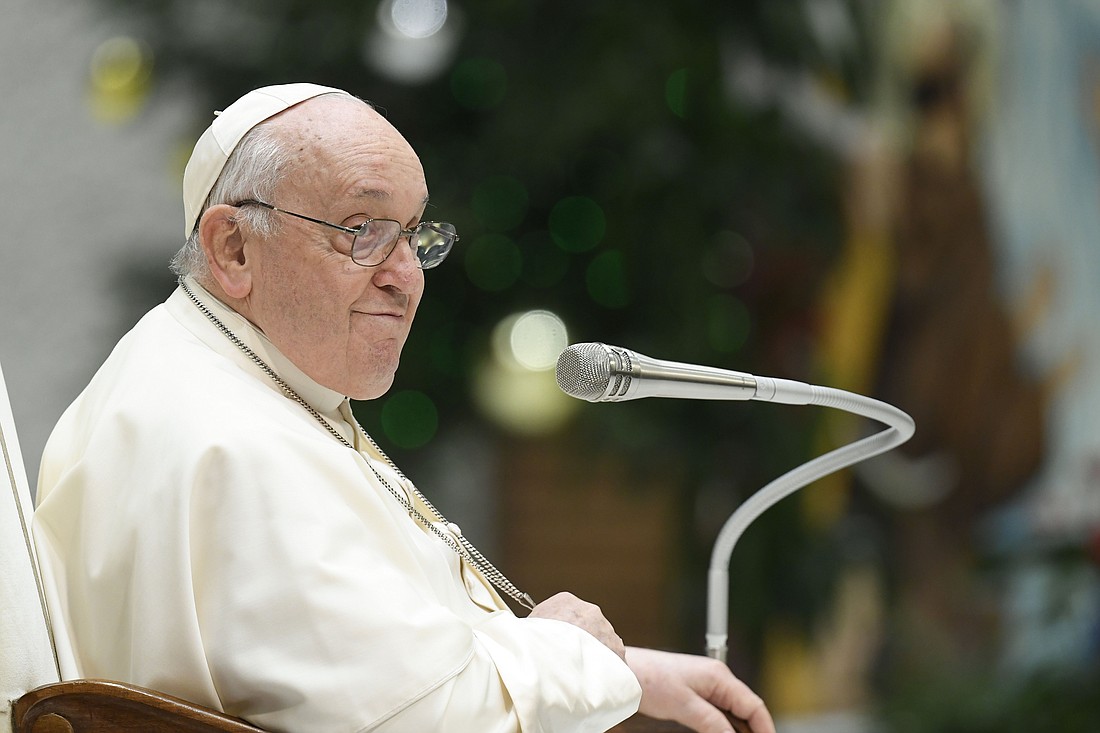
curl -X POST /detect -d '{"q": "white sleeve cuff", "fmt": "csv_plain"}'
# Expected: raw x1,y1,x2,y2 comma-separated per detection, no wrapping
473,612,641,733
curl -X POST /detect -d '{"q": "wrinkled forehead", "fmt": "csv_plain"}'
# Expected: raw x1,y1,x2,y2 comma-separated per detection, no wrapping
276,97,417,168
271,96,426,202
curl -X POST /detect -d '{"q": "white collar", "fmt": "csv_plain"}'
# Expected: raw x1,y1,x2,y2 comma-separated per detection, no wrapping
167,277,347,422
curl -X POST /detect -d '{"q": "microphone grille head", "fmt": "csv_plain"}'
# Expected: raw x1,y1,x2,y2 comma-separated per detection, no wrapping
555,342,611,401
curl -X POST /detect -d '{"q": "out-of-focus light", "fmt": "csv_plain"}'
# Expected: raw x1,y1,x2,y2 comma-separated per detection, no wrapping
380,389,439,449
701,230,754,288
503,310,569,371
88,36,153,123
364,0,462,84
473,311,578,435
666,68,688,118
91,37,147,90
549,196,605,252
586,250,630,308
390,0,449,39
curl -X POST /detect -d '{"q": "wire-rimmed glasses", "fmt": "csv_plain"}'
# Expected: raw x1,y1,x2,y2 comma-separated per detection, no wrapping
235,199,458,270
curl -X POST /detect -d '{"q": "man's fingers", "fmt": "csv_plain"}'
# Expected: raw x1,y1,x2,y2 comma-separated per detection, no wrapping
724,711,754,733
675,696,751,733
528,591,626,660
703,667,773,733
727,694,774,733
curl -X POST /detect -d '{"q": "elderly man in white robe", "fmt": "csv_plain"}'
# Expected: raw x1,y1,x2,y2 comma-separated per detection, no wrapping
32,83,775,733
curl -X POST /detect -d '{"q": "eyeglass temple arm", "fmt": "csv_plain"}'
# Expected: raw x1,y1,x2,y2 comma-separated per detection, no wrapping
242,199,364,235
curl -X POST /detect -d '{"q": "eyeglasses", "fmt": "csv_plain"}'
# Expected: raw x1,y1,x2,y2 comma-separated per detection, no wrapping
234,199,458,270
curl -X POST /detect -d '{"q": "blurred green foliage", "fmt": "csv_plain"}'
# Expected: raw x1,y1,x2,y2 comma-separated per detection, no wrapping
879,665,1100,733
97,0,875,672
89,2,1100,727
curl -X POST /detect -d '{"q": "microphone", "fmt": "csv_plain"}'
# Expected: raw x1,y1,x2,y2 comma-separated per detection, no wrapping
555,342,915,663
555,341,817,405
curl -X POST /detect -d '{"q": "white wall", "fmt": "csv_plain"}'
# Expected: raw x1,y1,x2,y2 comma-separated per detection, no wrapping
0,0,192,488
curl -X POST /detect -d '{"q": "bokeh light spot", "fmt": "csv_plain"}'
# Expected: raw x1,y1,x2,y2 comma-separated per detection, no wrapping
366,0,461,83
586,250,630,308
389,0,449,38
464,234,522,291
701,231,755,288
666,67,688,118
380,390,439,449
549,196,606,252
474,312,578,435
508,310,570,371
88,36,153,123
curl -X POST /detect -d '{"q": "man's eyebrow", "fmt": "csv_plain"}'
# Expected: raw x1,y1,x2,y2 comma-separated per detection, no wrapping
356,189,433,210
352,188,391,201
352,190,431,207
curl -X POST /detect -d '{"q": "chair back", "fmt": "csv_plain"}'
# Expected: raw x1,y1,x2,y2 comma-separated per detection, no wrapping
0,360,60,727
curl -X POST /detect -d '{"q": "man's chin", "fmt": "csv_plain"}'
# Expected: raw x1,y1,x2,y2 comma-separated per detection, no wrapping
346,373,397,402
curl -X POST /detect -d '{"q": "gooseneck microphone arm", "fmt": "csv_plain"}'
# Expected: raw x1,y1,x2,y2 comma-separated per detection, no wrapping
555,343,915,663
703,381,913,661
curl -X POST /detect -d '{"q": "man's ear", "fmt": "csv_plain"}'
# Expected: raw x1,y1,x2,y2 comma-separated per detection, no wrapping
199,204,253,299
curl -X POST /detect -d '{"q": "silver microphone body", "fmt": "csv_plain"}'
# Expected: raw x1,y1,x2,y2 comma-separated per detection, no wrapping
558,341,774,400
556,342,759,402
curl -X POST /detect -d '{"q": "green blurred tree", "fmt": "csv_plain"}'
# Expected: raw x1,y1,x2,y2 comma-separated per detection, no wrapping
84,3,1100,728
94,0,876,657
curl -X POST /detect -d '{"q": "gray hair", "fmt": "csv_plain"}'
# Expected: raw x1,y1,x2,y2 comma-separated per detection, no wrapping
170,90,368,280
170,121,291,280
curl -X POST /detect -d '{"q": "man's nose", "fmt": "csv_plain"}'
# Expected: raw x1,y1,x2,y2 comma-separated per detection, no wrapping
376,234,423,287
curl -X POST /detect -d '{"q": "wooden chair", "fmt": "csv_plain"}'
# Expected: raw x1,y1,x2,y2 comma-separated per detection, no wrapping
2,358,740,732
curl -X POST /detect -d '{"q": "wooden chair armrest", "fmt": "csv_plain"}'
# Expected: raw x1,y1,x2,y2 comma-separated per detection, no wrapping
13,680,752,732
12,679,265,732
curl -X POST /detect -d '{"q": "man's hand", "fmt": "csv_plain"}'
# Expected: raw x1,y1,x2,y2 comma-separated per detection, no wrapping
528,592,626,661
624,647,775,733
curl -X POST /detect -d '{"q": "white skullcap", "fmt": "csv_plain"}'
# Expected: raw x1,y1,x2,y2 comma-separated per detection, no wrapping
182,82,347,238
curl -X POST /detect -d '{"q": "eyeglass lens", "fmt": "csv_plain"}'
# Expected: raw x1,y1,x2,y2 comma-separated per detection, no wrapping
351,221,456,269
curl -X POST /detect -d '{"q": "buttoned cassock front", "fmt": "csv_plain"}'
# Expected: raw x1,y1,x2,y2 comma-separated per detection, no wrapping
33,280,641,732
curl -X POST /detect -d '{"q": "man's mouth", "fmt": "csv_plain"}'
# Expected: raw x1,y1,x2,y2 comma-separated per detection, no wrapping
353,309,404,318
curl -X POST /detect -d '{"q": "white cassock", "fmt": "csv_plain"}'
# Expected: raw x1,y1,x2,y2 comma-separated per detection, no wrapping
33,279,641,733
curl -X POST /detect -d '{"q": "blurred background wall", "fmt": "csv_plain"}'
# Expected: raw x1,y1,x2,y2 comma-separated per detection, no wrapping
2,0,1098,731
0,0,188,483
